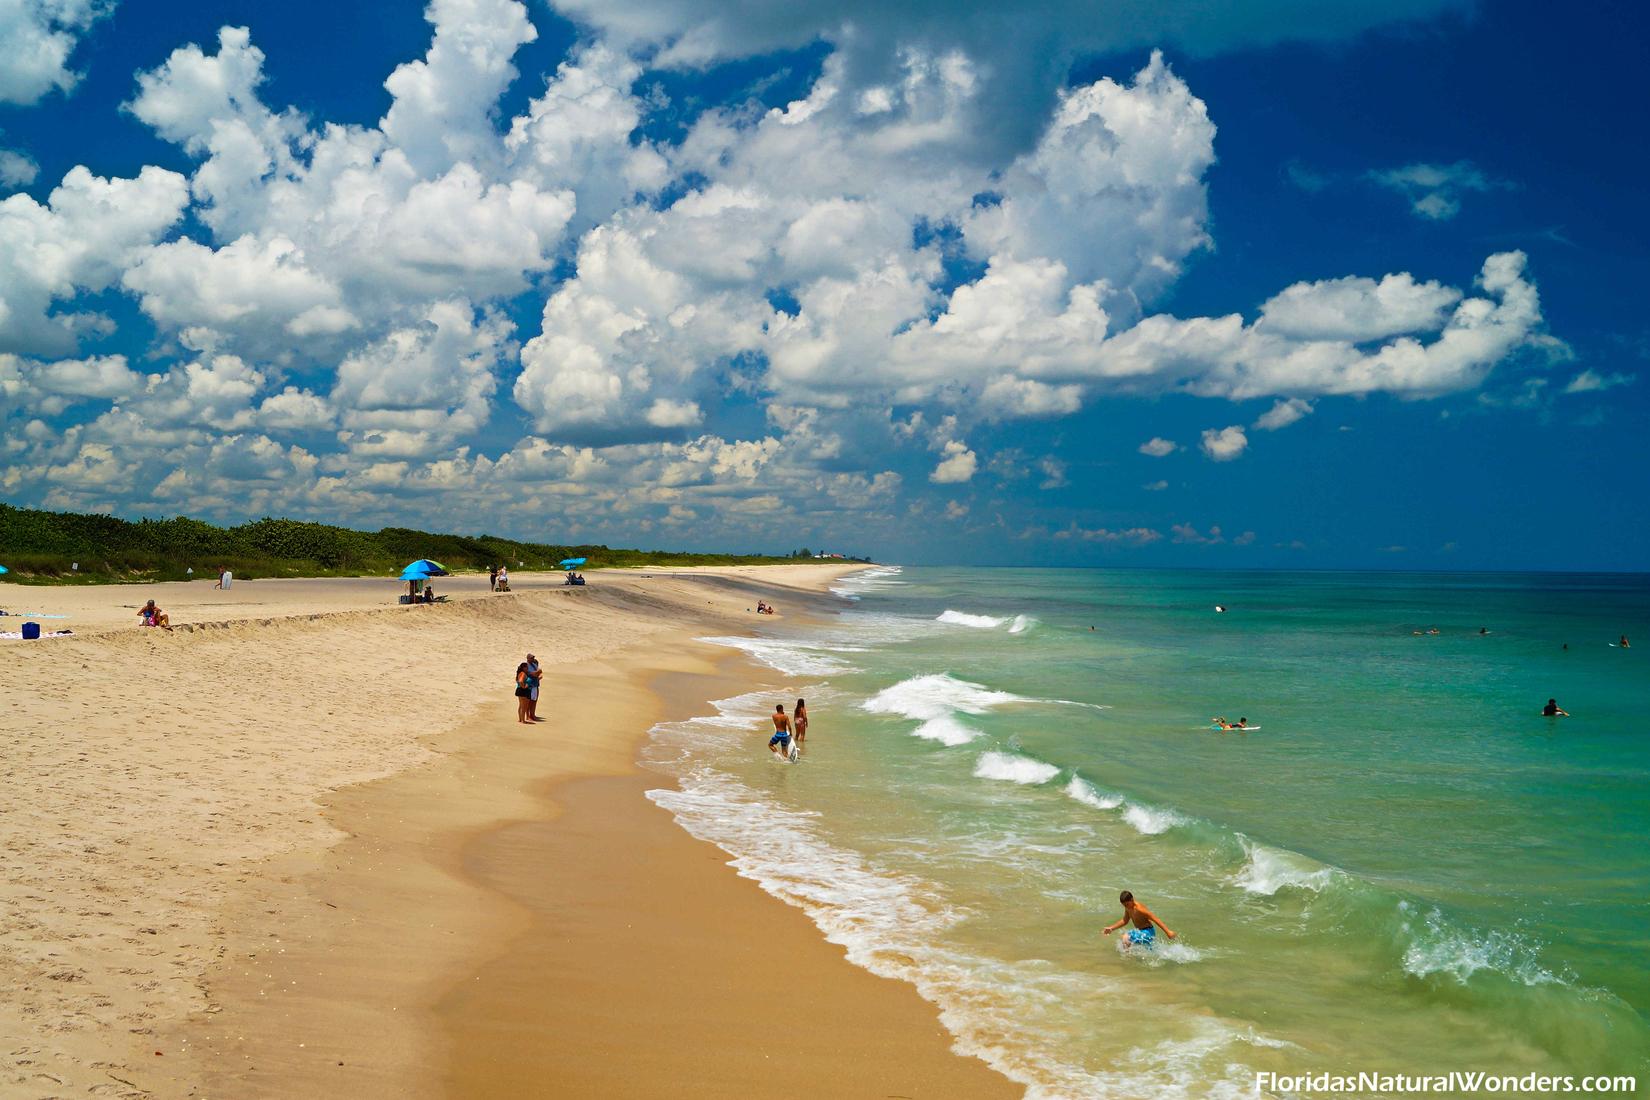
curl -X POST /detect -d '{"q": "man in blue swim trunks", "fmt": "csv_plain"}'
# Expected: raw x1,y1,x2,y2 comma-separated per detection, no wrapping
1101,890,1177,948
768,703,795,759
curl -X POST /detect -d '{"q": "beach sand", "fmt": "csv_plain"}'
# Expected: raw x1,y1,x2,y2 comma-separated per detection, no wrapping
0,566,1016,1098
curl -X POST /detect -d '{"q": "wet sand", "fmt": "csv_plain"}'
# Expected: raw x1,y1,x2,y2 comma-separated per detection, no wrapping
1,565,1015,1097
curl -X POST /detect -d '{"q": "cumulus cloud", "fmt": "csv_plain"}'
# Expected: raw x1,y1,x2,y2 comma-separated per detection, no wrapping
1253,397,1313,431
0,148,39,188
1053,523,1162,544
1139,437,1178,457
0,0,111,105
930,439,978,483
0,165,190,355
1370,161,1511,221
0,0,1568,554
1200,425,1248,461
1171,522,1224,544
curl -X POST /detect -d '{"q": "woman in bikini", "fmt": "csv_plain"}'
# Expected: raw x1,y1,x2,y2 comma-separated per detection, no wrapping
793,698,809,749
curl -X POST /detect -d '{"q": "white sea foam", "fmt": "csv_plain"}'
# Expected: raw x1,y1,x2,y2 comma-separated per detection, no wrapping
937,609,1006,628
645,761,1266,1099
912,714,982,746
1065,775,1124,810
1122,802,1189,835
1400,905,1560,987
862,673,1027,746
974,751,1061,785
1232,840,1342,895
1008,614,1037,634
699,634,863,677
830,564,904,600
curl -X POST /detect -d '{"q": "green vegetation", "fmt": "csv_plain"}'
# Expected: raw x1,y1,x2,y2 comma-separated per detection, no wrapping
0,504,853,585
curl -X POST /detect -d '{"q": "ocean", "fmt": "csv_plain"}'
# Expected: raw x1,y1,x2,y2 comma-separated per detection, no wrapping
644,567,1650,1097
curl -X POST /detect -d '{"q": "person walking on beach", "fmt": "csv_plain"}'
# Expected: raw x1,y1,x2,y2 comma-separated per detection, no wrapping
489,565,498,591
213,565,225,590
1102,890,1176,949
515,661,533,723
526,653,543,721
793,698,809,749
769,703,795,760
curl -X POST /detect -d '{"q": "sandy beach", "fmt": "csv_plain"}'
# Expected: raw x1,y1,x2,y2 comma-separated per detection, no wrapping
1,565,1016,1098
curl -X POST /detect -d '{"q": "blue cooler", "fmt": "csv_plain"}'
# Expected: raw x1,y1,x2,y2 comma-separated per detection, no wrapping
22,621,41,639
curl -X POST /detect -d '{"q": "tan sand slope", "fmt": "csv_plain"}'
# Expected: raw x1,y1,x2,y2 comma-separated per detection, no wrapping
1,566,1016,1098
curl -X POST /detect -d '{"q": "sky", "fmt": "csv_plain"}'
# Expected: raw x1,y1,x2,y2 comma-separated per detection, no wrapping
1,0,1646,569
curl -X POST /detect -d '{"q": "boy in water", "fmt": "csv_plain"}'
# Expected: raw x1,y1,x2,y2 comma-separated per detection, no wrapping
768,703,795,759
1102,890,1177,948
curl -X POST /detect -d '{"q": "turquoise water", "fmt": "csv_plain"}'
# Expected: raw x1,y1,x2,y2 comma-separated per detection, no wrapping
646,568,1650,1097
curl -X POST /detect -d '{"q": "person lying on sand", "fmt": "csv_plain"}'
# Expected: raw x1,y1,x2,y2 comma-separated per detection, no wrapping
1102,890,1176,948
138,600,171,629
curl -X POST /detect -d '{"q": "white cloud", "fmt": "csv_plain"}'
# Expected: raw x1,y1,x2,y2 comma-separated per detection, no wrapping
1139,437,1178,457
0,148,39,187
0,0,110,105
1563,369,1632,394
1253,397,1313,431
1171,522,1224,544
1053,523,1162,544
1369,161,1511,221
930,439,978,483
1258,272,1460,342
380,0,539,176
1037,456,1067,489
1200,425,1248,461
0,165,189,355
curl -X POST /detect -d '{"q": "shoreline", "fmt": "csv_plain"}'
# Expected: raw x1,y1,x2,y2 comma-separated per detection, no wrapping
3,564,1014,1097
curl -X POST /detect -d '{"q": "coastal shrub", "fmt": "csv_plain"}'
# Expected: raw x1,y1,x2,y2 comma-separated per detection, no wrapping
0,503,863,584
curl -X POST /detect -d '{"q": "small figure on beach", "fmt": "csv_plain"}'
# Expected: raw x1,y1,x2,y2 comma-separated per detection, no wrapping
489,565,498,591
213,565,225,590
422,583,435,604
526,653,542,721
137,600,171,630
793,698,809,749
756,600,775,615
515,661,533,724
1542,698,1569,717
1102,890,1176,948
769,703,795,760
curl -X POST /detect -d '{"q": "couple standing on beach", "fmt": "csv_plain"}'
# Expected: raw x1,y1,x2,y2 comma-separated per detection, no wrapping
514,653,544,723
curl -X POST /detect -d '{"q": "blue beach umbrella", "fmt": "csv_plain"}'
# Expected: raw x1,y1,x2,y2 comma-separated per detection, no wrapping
0,564,8,574
559,557,586,570
398,559,448,580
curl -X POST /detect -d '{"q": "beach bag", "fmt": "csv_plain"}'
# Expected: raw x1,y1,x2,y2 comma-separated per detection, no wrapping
22,622,41,640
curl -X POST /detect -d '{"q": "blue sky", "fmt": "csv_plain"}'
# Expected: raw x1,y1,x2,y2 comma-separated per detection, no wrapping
1,0,1644,569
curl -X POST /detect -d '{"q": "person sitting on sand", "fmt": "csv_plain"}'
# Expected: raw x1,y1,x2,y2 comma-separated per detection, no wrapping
768,703,794,758
137,600,171,629
1543,698,1569,717
1102,890,1176,948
